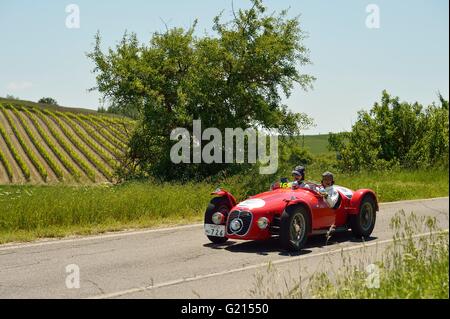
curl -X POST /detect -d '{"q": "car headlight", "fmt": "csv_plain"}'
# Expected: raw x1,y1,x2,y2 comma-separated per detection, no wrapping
212,212,225,225
257,217,269,229
230,218,243,231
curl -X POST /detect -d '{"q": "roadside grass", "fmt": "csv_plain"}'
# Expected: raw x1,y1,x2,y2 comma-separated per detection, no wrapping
324,168,449,203
0,182,211,244
222,167,449,202
249,211,449,299
0,167,448,244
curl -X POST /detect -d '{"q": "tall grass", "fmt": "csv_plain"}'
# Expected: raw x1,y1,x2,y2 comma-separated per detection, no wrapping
0,182,212,243
309,212,449,298
249,211,449,299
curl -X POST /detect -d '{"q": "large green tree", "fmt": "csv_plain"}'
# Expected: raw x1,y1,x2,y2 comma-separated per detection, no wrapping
88,0,315,180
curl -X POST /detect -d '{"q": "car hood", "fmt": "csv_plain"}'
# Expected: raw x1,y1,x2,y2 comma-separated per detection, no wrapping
232,188,317,214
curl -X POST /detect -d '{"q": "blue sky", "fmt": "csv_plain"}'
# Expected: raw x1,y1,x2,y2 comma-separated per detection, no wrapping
0,0,448,134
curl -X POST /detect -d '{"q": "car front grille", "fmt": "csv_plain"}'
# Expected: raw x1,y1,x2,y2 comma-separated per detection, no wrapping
227,210,253,236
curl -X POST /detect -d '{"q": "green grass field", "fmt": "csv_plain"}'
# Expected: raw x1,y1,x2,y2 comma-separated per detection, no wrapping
299,134,332,155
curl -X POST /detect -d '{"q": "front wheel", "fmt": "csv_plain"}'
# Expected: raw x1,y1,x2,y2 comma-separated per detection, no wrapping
280,205,311,251
204,197,229,244
350,196,377,238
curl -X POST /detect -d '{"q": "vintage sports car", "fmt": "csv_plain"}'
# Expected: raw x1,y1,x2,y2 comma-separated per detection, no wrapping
204,181,378,251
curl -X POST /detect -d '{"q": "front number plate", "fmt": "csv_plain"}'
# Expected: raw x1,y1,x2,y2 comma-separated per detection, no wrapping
204,224,226,237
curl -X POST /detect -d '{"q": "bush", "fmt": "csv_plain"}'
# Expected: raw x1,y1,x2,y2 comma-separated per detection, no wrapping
38,97,58,105
329,91,449,171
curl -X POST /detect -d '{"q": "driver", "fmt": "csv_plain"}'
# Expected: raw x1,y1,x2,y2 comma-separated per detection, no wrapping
318,171,340,208
291,165,310,189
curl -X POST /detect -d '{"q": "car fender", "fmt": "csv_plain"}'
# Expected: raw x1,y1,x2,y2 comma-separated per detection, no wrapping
211,189,237,208
347,189,379,214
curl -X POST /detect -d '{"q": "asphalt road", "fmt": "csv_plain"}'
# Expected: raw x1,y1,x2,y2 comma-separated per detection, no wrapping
0,197,448,299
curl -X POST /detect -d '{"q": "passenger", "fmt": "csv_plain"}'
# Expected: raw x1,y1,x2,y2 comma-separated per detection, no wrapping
318,171,340,208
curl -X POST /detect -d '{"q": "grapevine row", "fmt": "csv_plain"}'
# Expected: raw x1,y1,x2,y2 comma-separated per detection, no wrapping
32,108,94,182
0,147,13,182
90,115,130,142
0,105,48,181
10,105,64,181
79,114,127,150
58,112,116,168
43,109,113,181
23,107,82,182
66,113,120,157
0,124,30,181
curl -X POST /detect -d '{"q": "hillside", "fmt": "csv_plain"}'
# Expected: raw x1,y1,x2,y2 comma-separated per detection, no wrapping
0,99,332,185
299,134,331,155
0,102,134,184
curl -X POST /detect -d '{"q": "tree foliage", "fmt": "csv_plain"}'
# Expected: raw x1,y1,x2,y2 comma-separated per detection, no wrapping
329,91,449,171
88,0,315,180
38,97,58,105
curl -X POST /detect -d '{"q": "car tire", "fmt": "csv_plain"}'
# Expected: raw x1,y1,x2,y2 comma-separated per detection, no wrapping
204,197,230,244
280,205,311,252
350,196,377,238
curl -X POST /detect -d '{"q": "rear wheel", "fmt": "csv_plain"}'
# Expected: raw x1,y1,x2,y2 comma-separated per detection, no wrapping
204,197,229,244
350,196,377,238
280,205,311,251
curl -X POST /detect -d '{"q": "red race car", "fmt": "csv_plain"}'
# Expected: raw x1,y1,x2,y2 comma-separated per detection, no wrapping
204,181,378,251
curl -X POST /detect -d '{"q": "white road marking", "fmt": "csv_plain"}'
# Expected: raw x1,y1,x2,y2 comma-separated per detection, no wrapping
0,196,447,251
0,223,202,251
88,229,449,299
378,196,448,206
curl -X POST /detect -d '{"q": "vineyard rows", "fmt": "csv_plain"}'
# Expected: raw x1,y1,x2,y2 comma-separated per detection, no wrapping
0,103,132,184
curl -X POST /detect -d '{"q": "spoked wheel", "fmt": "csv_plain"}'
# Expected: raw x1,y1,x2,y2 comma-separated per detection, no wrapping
350,196,377,238
204,197,229,244
291,214,306,246
280,205,311,251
